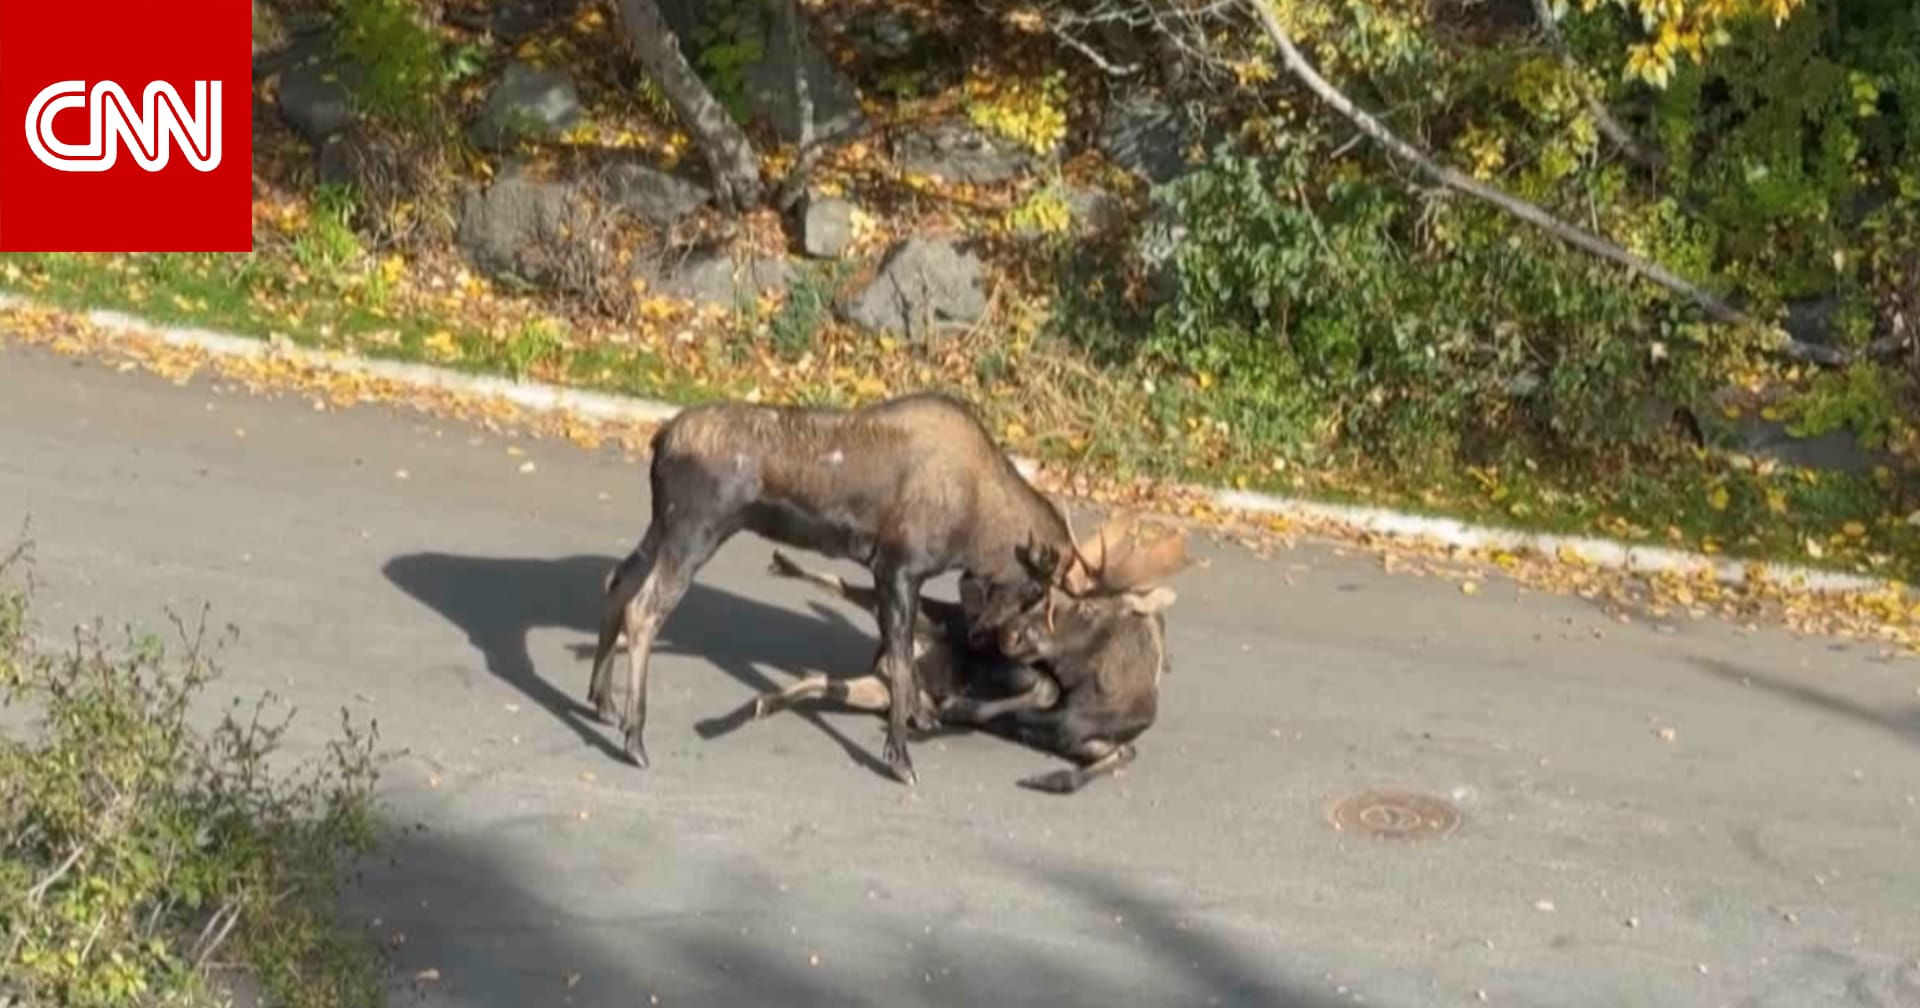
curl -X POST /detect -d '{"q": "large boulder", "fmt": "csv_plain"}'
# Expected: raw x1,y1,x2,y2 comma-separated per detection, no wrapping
1099,96,1192,186
455,171,576,286
838,237,988,341
642,248,791,309
468,62,583,150
896,118,1036,185
268,27,361,143
1720,417,1881,475
601,162,711,227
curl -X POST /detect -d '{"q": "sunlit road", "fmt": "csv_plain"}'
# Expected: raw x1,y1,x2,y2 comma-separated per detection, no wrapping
3,338,1917,1007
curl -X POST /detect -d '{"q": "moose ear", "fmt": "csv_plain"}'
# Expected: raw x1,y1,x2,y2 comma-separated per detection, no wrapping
1123,586,1178,616
1017,534,1061,581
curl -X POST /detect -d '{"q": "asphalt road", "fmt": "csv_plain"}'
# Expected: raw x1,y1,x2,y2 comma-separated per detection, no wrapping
3,339,1918,1008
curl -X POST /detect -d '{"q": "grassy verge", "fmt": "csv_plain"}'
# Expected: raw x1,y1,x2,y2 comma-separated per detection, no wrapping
4,246,1916,588
0,539,388,1008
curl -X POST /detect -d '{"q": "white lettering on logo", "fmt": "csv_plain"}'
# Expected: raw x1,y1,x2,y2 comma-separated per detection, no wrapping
24,79,222,173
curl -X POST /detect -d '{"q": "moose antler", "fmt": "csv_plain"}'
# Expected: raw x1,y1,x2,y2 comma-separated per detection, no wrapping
1058,509,1193,595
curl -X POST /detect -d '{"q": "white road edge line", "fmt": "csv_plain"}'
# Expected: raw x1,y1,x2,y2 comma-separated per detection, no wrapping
0,292,1901,597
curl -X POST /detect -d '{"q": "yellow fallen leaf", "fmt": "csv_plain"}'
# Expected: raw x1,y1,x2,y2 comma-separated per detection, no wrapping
1461,581,1481,595
423,330,460,361
1842,521,1867,538
1708,486,1730,511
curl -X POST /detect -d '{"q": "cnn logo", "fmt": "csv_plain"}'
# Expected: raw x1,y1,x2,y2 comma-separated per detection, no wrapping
25,80,224,174
0,0,251,252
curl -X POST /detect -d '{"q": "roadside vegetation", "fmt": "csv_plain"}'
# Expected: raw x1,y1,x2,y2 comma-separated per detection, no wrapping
0,539,388,1008
2,0,1918,583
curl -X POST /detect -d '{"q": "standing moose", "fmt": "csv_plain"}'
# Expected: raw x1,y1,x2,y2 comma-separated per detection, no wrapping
587,391,1188,786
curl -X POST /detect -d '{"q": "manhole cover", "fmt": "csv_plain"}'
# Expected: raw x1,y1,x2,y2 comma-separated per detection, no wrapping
1327,791,1462,840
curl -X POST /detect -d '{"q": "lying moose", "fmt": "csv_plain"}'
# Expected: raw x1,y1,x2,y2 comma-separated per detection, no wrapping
748,509,1187,794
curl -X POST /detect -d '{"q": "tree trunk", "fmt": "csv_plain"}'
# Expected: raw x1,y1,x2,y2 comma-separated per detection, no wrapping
613,0,763,210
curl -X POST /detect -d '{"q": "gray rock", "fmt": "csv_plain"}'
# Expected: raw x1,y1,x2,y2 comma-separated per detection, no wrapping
746,26,865,144
1725,417,1880,475
455,172,576,285
315,130,371,189
800,195,855,258
275,46,360,143
1099,96,1192,185
650,250,791,308
468,62,583,150
896,119,1036,185
251,16,330,78
838,237,988,341
601,162,710,226
858,9,920,60
490,0,574,40
1066,186,1125,235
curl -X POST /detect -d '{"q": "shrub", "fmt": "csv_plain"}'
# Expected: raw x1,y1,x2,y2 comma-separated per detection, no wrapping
0,541,387,1008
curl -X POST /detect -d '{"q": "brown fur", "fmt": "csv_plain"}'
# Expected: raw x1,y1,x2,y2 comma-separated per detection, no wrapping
754,550,1177,794
589,392,1095,785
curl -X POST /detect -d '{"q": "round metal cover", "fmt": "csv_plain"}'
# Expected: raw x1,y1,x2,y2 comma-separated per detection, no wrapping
1327,790,1462,840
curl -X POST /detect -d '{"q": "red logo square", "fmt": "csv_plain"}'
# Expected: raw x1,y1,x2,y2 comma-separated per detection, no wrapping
0,0,254,252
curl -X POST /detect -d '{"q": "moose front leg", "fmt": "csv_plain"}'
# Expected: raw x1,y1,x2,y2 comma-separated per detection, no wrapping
874,564,927,786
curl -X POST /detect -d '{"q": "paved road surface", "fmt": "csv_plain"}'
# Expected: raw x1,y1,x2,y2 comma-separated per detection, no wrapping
2,340,1918,1008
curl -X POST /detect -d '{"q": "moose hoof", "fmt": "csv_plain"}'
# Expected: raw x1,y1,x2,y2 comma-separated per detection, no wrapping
1016,769,1081,794
884,737,917,787
623,732,650,769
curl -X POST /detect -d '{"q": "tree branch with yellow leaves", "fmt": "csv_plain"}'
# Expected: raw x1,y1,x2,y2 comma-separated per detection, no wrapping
1240,0,1873,366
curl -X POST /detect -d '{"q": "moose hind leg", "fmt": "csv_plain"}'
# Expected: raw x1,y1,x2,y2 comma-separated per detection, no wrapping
1017,740,1137,795
590,529,658,721
753,673,893,720
617,524,721,769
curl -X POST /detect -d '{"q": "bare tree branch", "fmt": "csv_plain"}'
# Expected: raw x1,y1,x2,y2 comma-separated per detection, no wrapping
1528,0,1665,170
1050,22,1146,76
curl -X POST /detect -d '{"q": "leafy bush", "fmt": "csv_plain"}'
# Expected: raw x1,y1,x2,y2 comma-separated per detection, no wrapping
1144,138,1700,472
332,0,457,125
0,543,387,1008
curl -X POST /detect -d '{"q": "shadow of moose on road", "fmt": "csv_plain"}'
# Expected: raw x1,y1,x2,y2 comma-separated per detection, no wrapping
379,550,921,777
